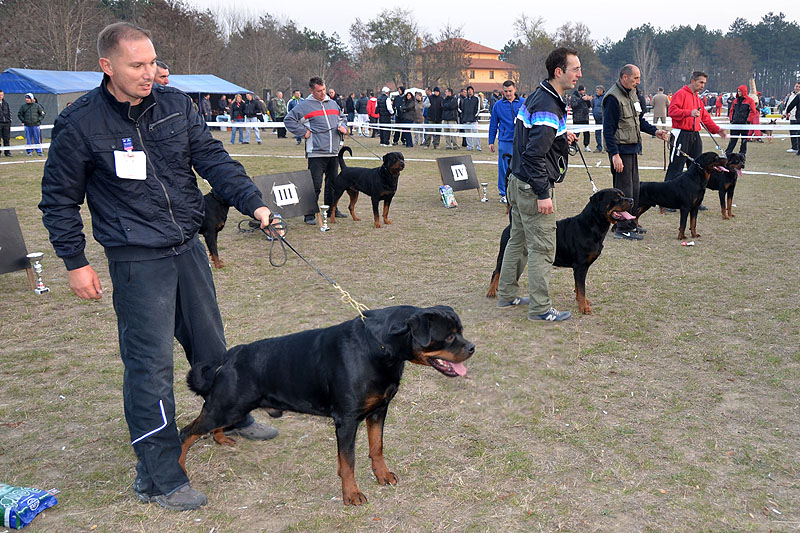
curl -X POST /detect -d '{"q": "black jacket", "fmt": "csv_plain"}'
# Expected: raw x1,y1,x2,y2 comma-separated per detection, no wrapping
570,91,592,122
428,94,443,122
377,94,393,118
243,98,258,118
39,79,265,270
0,99,10,123
511,80,570,199
461,95,479,122
442,95,459,121
355,96,369,114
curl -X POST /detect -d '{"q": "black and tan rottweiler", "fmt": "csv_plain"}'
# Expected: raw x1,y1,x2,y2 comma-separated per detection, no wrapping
199,190,231,269
178,305,474,506
637,151,728,240
487,188,634,314
330,146,404,228
708,152,745,219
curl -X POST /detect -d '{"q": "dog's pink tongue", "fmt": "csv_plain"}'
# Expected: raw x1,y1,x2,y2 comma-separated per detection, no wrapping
736,169,743,178
618,211,635,220
451,362,467,376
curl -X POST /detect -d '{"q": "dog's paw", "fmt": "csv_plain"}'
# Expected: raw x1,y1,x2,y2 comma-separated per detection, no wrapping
342,488,368,506
383,219,392,225
373,469,399,486
579,301,592,315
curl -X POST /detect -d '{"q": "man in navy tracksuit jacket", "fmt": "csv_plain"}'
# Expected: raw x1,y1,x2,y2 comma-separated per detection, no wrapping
488,80,524,201
39,22,278,511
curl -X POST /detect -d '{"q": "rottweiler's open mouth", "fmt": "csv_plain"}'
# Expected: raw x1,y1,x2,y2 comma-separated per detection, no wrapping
427,356,467,377
712,165,729,173
611,210,635,221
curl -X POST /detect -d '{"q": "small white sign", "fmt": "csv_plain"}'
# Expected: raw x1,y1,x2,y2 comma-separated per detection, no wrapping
450,164,468,181
272,182,299,206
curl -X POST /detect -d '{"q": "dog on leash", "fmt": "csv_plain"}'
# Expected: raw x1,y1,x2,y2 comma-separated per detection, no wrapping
199,190,231,268
330,146,404,228
708,152,745,219
638,152,728,240
178,305,474,506
487,188,634,314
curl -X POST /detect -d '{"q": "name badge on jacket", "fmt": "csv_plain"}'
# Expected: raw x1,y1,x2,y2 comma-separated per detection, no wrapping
113,150,147,180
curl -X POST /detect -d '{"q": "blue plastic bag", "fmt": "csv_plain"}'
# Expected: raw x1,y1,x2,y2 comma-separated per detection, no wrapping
0,483,58,529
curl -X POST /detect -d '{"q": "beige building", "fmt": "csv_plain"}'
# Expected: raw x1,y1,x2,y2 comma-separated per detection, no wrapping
418,38,519,93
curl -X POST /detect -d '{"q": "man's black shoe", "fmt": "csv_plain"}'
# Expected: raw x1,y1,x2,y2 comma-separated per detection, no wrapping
698,204,708,211
335,209,348,218
304,215,316,225
635,225,647,234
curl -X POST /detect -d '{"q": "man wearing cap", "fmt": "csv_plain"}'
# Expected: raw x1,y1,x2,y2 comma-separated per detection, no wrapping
0,89,11,156
376,86,394,146
18,93,45,156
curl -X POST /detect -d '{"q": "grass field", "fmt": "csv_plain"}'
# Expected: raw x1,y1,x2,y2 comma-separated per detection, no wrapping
1,127,799,532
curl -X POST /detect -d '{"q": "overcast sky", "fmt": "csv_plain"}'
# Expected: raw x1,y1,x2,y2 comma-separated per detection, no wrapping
187,1,799,51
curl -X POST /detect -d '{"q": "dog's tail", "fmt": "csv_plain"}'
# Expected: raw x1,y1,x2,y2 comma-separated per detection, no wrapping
338,146,352,169
186,363,218,397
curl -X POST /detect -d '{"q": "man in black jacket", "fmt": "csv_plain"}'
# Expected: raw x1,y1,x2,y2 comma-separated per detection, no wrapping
392,86,406,145
442,88,460,150
422,87,442,149
376,86,394,146
496,47,580,322
461,86,481,151
39,22,279,512
0,89,11,156
570,85,593,151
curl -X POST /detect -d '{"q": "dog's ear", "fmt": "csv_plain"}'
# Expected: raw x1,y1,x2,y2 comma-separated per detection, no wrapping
406,312,432,347
383,153,390,164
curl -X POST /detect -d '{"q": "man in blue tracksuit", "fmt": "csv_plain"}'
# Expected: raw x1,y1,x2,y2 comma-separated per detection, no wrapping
488,80,524,203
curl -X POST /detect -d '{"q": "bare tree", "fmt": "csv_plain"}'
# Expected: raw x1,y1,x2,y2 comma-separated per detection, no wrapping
419,26,470,90
505,15,553,93
0,0,108,70
633,34,660,94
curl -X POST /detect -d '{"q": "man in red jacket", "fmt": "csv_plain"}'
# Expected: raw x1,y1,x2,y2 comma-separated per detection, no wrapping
665,71,726,181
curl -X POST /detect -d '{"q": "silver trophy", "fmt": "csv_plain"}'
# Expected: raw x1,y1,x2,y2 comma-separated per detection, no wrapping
319,204,330,232
26,252,50,294
480,182,489,203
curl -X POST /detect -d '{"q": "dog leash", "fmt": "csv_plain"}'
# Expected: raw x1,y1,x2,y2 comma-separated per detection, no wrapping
569,142,598,193
347,134,384,161
699,120,725,153
260,219,369,320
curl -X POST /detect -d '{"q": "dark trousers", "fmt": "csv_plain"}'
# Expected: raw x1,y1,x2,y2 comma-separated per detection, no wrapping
610,152,639,231
666,130,702,181
593,114,603,151
791,119,800,152
0,122,9,155
378,116,391,145
392,119,402,144
308,156,338,213
725,131,748,155
108,237,251,496
574,119,590,147
276,119,286,138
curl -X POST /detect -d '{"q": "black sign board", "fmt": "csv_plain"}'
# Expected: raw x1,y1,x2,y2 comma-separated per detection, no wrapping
0,208,30,275
252,170,319,219
436,155,480,192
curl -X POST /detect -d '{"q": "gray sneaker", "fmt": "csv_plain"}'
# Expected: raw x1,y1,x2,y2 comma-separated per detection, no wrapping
497,296,530,308
152,484,207,511
529,307,571,321
225,421,279,441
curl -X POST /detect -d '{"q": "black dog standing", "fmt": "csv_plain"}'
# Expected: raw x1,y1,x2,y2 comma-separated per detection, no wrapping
706,152,745,219
329,146,404,228
178,305,474,506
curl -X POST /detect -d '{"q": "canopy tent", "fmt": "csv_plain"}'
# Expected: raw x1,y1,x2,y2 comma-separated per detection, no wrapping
0,68,251,126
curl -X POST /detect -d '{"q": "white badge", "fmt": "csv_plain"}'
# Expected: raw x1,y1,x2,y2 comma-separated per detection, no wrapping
633,101,642,113
113,151,147,180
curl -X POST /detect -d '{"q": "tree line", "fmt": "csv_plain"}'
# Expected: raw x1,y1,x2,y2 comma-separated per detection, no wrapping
0,1,797,99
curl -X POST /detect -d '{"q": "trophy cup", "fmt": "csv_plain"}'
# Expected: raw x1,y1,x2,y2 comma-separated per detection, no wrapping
26,252,50,294
480,182,489,203
319,204,330,232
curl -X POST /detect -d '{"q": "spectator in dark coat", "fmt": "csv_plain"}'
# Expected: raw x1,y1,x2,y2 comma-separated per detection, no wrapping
423,87,443,148
570,84,593,151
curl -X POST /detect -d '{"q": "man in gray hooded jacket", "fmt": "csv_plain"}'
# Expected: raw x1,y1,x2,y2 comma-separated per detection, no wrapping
283,76,348,224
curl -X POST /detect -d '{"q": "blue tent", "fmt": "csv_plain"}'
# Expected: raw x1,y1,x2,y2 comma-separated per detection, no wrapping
0,68,250,126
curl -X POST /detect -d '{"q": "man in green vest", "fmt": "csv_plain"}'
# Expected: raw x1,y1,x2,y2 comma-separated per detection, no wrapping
602,64,670,240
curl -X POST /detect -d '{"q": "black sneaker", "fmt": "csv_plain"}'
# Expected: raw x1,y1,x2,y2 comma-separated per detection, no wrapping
152,484,207,511
663,208,677,213
497,296,530,308
334,209,348,218
133,477,160,504
529,307,571,321
635,225,647,234
614,230,644,240
698,204,708,211
304,215,316,225
224,421,279,440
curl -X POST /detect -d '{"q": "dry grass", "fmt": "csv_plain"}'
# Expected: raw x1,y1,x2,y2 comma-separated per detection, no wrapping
1,129,798,532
